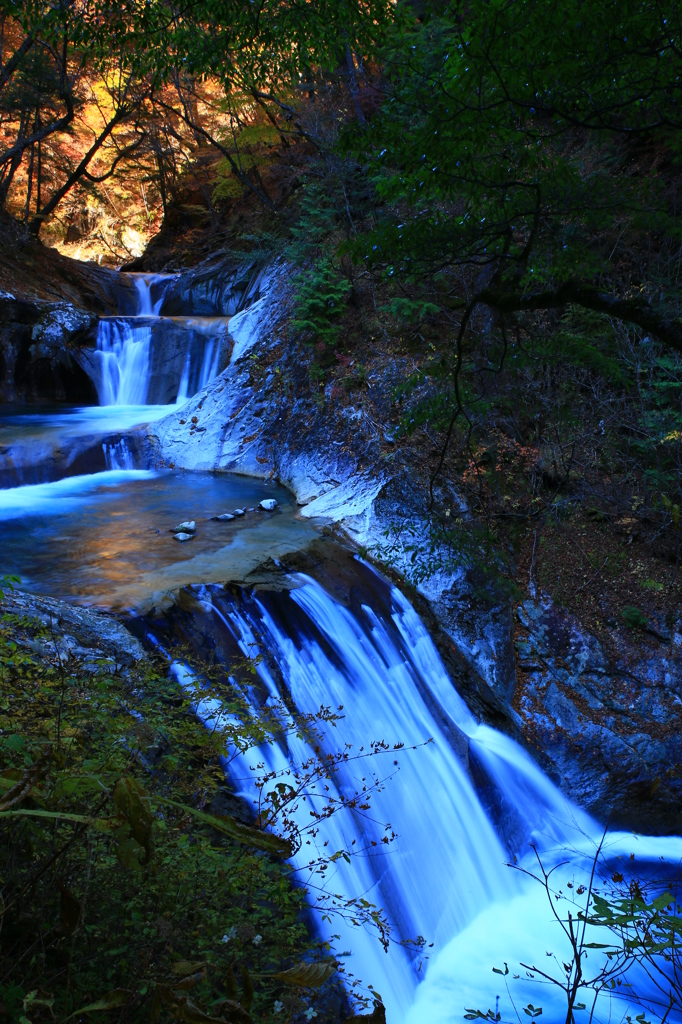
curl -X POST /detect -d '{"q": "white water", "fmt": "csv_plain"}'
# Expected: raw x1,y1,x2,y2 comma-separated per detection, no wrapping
102,438,134,470
175,326,223,404
169,573,682,1024
0,468,157,520
132,273,170,316
96,318,153,405
94,274,227,406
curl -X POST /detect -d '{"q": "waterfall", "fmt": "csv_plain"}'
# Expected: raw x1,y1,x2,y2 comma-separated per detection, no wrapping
94,274,229,406
165,570,682,1024
102,438,134,470
95,319,152,405
132,273,169,316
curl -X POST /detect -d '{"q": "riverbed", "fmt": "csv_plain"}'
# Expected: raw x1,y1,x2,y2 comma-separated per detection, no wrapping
2,270,681,1024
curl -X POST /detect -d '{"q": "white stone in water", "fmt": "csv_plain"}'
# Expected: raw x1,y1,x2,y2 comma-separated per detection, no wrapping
174,521,196,533
233,508,246,516
260,499,278,511
212,513,235,521
174,532,194,542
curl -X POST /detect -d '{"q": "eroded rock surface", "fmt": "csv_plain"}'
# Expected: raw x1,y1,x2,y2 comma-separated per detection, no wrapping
0,295,98,403
3,588,146,669
514,594,682,831
142,260,681,832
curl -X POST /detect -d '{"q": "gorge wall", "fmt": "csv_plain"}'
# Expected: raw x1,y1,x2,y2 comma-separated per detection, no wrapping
141,261,682,836
1,235,680,836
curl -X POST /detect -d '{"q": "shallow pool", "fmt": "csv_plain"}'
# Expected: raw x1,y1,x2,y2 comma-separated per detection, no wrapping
0,467,317,612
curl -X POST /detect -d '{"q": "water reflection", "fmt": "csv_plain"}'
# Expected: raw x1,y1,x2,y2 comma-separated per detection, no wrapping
0,469,318,612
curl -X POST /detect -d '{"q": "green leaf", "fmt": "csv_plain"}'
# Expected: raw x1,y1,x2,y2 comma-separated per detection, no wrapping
65,990,131,1017
154,797,293,857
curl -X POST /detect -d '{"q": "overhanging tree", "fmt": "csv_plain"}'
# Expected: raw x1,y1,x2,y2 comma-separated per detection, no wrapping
357,0,682,355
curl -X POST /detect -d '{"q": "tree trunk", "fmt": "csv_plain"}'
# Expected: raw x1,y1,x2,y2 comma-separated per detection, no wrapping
24,142,34,222
29,106,134,236
36,138,41,211
155,148,167,218
346,46,365,125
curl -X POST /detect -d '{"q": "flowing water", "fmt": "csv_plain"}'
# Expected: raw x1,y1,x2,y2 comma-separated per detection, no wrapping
0,271,317,610
2,270,680,1023
93,273,231,405
159,574,682,1024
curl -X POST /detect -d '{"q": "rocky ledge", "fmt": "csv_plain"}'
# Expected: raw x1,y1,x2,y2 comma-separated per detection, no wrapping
3,588,146,670
139,261,682,834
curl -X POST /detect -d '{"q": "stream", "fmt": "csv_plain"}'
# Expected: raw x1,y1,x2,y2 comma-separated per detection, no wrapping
1,272,680,1024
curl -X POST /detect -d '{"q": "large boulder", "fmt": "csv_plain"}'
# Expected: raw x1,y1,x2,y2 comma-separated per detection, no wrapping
0,295,98,403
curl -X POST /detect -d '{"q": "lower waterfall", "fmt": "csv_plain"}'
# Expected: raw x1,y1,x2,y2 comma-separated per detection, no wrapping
160,567,682,1024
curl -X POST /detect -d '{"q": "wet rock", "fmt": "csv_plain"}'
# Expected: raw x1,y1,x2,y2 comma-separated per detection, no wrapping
260,498,278,511
0,297,99,404
151,257,263,316
211,513,235,521
233,508,246,516
174,532,194,542
1,589,145,667
514,592,682,831
174,521,196,533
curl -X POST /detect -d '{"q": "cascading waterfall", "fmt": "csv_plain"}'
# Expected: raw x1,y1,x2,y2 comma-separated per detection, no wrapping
96,319,153,405
94,273,229,406
3,247,680,1021
164,570,682,1024
175,322,223,404
132,273,169,316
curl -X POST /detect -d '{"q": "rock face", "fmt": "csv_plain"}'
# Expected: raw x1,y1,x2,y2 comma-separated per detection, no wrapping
142,259,682,833
156,258,265,316
2,588,146,668
513,594,682,833
0,295,99,403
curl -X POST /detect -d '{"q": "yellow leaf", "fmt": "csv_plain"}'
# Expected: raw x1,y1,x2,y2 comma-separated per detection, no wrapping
171,961,208,976
154,796,292,858
114,777,154,865
240,967,254,1012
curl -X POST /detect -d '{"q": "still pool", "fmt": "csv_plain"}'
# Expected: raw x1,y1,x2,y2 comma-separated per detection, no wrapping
0,467,318,612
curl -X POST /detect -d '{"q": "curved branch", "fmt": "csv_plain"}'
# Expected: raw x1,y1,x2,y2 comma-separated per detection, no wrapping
82,134,146,183
29,104,141,235
0,33,34,91
0,94,74,168
476,281,682,354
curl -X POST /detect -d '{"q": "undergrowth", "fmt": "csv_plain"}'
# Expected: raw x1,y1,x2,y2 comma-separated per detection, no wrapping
0,589,393,1023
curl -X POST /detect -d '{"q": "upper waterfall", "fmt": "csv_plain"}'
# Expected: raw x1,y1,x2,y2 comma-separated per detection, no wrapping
131,273,173,316
93,272,231,406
